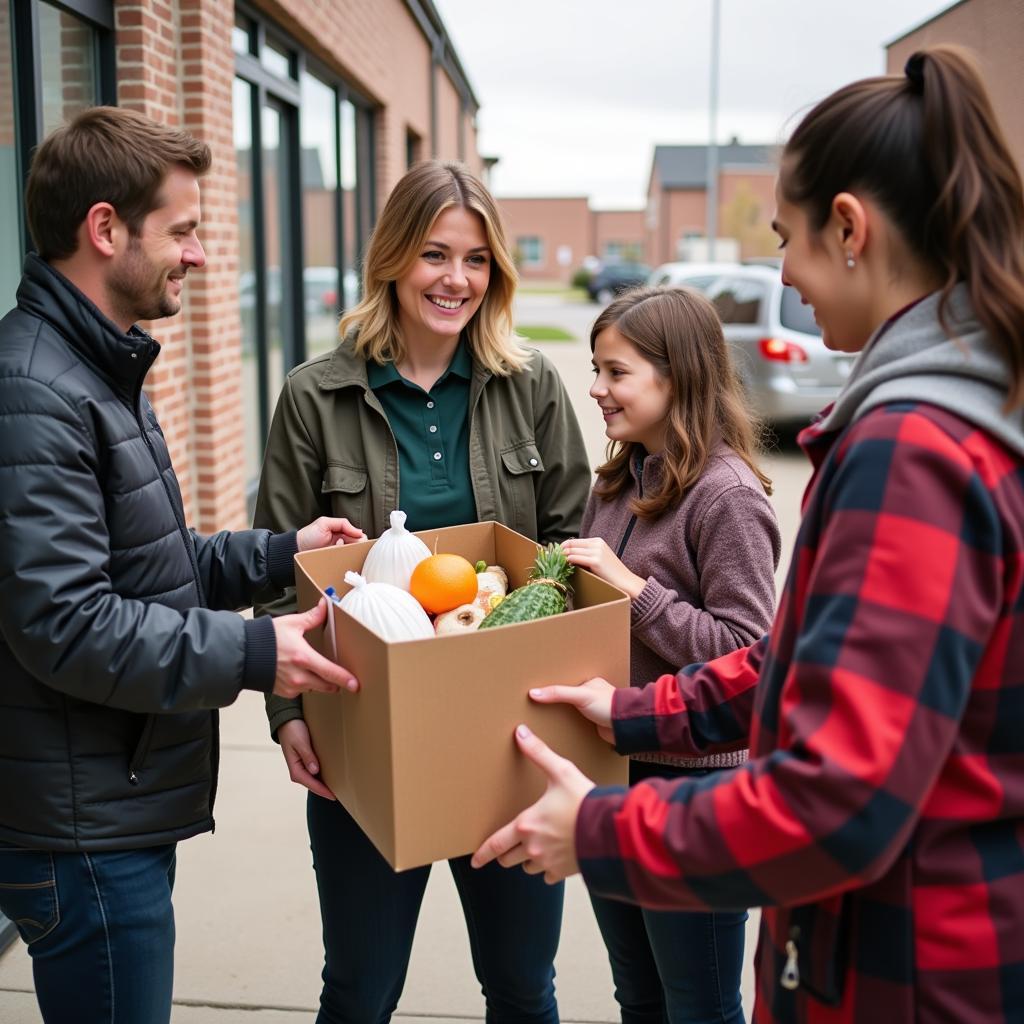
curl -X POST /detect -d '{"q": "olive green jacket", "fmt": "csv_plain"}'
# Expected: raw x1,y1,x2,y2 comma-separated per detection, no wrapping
253,338,592,736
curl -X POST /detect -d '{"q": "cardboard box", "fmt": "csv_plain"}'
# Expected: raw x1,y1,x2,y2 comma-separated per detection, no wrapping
295,521,630,871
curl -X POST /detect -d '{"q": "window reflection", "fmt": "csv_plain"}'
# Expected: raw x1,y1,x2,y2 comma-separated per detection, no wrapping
261,103,291,446
38,1,98,137
340,99,360,310
301,71,340,358
261,39,292,80
0,0,20,313
234,77,262,486
232,14,253,56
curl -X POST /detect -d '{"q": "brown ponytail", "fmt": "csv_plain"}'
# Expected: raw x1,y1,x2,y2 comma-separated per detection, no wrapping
782,46,1024,410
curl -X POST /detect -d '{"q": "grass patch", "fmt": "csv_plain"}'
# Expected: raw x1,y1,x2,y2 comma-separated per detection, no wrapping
516,325,576,342
519,285,590,302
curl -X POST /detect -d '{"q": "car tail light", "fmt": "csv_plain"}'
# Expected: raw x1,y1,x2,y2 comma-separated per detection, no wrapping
758,337,808,363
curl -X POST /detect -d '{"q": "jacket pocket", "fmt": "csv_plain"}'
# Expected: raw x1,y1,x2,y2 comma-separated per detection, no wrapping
780,897,849,1007
499,442,544,536
0,844,60,946
321,464,369,530
128,714,157,786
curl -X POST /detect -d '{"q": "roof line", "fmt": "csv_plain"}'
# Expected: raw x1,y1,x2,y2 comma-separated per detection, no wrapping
404,0,480,111
885,0,966,47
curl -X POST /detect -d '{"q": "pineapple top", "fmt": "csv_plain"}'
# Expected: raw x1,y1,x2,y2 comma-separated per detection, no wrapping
528,542,575,590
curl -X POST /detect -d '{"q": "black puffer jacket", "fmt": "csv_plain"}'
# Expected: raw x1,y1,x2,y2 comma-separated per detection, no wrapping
0,254,292,851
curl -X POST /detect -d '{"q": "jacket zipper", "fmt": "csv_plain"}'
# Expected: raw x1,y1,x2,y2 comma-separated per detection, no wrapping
615,455,644,558
129,340,211,788
128,714,157,786
780,926,800,991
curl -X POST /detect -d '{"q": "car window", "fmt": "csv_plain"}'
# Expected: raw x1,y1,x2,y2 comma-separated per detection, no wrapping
707,276,767,324
779,284,821,336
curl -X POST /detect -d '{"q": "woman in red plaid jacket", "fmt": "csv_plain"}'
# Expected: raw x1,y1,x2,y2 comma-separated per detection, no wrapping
473,46,1024,1024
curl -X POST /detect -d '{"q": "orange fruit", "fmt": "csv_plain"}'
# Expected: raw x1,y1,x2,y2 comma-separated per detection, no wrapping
409,553,479,614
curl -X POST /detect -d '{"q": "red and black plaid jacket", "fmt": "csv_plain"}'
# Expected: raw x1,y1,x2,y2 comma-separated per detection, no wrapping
577,401,1024,1023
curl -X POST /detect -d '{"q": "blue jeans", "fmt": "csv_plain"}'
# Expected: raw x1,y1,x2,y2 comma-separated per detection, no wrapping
307,793,563,1023
589,763,747,1024
0,840,177,1024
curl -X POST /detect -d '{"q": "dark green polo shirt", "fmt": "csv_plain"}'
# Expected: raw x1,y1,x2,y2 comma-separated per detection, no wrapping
367,341,477,532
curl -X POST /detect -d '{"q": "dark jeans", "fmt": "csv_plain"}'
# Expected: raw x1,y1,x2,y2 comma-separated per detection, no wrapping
589,762,747,1024
307,792,563,1024
0,840,177,1024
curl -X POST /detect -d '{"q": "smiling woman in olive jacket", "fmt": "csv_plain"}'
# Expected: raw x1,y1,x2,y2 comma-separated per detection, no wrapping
252,160,591,1024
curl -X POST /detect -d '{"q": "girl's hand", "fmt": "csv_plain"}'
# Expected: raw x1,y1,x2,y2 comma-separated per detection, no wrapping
561,538,646,599
277,719,337,800
530,677,616,744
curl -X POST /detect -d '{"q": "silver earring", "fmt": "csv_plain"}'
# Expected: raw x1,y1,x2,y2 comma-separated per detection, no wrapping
846,252,856,269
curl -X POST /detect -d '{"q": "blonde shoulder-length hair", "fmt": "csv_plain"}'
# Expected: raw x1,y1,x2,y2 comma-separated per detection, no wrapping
338,160,531,376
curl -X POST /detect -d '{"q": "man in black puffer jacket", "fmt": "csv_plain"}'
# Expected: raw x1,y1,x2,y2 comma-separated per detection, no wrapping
0,107,363,1024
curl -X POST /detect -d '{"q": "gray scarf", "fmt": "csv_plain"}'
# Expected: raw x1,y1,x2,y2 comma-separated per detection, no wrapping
816,283,1024,458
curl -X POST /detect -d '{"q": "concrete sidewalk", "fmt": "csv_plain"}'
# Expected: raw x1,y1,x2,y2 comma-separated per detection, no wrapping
0,689,760,1022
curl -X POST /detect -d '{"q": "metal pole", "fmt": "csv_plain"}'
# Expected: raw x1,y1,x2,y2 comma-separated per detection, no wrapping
706,0,720,262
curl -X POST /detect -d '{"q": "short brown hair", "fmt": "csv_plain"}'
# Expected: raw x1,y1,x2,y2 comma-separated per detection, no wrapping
591,286,771,518
25,106,212,261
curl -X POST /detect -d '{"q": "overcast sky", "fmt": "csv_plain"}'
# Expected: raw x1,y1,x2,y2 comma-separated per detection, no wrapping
432,0,951,208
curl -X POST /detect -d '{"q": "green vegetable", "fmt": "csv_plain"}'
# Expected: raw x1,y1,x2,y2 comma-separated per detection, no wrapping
477,543,574,629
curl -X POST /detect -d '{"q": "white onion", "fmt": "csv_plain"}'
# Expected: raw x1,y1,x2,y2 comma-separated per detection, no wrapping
337,571,435,642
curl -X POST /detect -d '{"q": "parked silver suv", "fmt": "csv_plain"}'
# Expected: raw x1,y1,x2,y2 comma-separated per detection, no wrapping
648,262,855,428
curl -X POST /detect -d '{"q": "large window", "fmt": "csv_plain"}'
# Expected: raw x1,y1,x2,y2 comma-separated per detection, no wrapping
1,0,114,315
234,4,376,500
301,70,340,359
517,236,544,268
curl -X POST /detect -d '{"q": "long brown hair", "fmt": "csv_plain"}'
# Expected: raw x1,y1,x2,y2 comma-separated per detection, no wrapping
338,160,529,376
592,286,771,519
782,45,1024,410
26,106,211,261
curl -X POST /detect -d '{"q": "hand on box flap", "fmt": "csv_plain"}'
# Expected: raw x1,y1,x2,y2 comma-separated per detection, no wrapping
272,598,360,697
529,678,616,745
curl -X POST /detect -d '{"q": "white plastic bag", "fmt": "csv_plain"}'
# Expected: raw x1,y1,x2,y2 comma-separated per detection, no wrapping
360,510,431,591
337,571,434,642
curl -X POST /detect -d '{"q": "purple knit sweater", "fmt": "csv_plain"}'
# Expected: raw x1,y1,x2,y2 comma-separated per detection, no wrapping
581,444,780,767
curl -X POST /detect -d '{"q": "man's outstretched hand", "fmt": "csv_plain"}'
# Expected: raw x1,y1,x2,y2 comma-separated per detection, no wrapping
271,598,359,698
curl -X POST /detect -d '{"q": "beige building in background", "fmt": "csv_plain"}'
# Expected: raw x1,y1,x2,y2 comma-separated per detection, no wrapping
885,0,1024,177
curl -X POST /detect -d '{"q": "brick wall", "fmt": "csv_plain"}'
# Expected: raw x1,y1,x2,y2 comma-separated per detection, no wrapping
591,210,646,265
115,1,200,522
497,197,592,283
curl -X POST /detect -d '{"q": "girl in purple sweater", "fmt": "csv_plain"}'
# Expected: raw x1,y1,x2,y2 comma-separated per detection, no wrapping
561,286,780,1024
